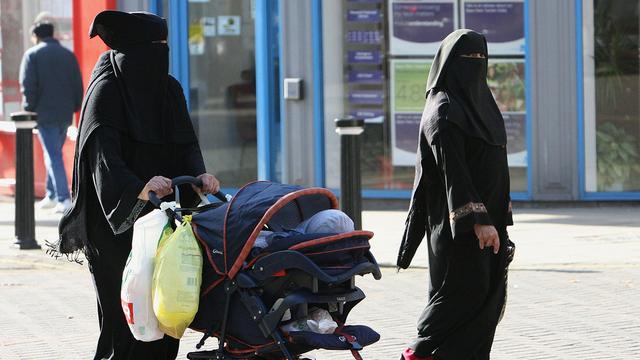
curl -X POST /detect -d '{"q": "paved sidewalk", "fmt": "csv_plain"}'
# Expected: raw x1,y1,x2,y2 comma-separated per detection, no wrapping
1,199,639,359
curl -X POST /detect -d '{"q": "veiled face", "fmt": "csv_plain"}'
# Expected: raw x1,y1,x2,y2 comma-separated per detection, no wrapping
443,33,489,89
460,53,486,59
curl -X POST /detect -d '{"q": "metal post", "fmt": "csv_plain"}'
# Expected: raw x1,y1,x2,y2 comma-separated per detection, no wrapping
335,117,365,230
10,112,40,250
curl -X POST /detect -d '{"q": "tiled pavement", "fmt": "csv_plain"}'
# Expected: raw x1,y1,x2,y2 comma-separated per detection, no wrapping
1,200,639,359
2,262,639,360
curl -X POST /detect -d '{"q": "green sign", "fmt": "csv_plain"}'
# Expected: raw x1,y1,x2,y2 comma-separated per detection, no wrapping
392,61,431,112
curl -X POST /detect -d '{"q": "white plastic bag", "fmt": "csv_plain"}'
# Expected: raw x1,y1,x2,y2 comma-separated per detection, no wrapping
280,308,338,334
121,203,175,341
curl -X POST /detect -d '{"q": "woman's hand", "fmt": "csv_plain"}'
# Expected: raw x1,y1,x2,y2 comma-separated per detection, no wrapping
138,176,173,201
474,224,500,254
196,173,220,194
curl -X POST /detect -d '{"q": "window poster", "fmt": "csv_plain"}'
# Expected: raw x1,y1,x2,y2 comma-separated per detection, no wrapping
462,0,525,55
487,59,526,167
390,59,527,167
390,60,431,166
389,0,457,56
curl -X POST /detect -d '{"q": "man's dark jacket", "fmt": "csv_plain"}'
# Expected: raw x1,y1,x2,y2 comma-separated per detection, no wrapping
19,38,83,125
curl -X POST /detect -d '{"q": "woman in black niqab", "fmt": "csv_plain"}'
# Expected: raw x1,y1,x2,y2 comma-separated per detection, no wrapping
397,29,515,360
56,11,220,360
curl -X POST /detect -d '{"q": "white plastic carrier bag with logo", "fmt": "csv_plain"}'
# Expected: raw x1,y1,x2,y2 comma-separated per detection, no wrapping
120,203,176,341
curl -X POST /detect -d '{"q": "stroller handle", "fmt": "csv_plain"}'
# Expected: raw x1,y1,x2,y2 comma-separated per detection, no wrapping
148,175,229,208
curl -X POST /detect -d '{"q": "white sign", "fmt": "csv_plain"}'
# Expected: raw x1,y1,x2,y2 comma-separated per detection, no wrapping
218,16,241,36
202,17,216,37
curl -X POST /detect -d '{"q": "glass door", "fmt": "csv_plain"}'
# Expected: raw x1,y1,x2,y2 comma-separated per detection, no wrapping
187,0,257,188
582,0,640,196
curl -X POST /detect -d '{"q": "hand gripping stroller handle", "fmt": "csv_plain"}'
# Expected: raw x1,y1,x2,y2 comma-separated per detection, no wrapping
148,176,229,209
170,175,203,188
171,176,230,202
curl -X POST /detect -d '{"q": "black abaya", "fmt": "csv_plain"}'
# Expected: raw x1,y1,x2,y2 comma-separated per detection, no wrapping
56,11,207,360
85,126,204,360
401,92,513,360
397,29,515,360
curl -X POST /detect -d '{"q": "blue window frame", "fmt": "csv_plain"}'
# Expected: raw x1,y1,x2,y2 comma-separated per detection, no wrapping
256,0,281,182
575,0,640,201
312,0,325,187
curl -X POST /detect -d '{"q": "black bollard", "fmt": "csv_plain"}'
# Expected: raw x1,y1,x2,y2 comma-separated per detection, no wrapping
335,117,365,230
10,112,41,250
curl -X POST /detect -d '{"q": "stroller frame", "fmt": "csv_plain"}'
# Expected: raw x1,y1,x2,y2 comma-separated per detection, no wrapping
152,178,380,360
189,250,378,360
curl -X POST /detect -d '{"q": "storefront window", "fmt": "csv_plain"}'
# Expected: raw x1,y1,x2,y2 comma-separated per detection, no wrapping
584,1,639,192
187,0,257,188
323,0,527,194
0,0,73,120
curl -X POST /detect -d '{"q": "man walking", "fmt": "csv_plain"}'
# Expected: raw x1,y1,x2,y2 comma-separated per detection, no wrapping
19,21,83,213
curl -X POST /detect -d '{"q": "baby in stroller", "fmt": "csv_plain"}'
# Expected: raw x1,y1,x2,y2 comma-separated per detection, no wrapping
252,209,355,254
185,181,382,360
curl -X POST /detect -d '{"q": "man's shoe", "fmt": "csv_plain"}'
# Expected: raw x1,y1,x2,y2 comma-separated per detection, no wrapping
37,197,57,210
54,199,72,213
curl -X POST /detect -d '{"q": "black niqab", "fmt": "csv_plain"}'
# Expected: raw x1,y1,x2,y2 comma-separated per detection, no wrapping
56,11,199,255
89,11,195,144
89,10,167,51
425,29,506,146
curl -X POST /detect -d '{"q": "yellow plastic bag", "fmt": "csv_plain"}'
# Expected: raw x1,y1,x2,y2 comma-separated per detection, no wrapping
151,215,202,339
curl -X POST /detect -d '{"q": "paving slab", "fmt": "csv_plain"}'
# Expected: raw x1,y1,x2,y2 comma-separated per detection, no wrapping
1,199,639,359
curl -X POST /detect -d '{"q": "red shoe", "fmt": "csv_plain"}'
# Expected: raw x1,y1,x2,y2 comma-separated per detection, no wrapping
401,348,434,360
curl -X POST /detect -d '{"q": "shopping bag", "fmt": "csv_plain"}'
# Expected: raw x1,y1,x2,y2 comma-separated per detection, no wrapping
121,204,175,341
152,215,202,339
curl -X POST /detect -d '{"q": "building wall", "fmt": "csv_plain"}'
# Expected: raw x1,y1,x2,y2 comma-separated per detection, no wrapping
528,0,579,200
73,0,116,92
279,0,318,185
117,0,148,13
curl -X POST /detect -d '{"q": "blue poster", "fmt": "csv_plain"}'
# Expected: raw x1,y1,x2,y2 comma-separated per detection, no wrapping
347,50,382,64
346,30,382,45
347,9,381,22
503,112,527,167
348,70,384,84
349,91,384,105
462,1,525,55
393,113,422,153
350,109,385,122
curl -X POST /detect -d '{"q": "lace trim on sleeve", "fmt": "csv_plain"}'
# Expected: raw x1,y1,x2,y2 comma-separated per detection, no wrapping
449,202,488,222
113,199,147,235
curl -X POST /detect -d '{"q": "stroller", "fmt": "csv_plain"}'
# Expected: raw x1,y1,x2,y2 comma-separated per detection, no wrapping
153,177,381,360
153,178,381,360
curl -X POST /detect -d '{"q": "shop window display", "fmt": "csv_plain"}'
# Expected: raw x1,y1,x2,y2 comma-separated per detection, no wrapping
584,0,639,192
323,0,527,193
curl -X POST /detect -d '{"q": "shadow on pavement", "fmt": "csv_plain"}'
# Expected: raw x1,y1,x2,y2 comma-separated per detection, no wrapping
511,268,601,274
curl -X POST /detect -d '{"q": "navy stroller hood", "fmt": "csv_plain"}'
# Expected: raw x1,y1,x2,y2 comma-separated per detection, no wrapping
192,181,339,284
